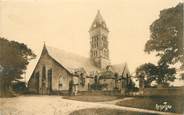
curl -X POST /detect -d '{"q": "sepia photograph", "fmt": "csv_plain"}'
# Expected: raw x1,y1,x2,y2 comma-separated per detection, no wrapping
0,0,184,115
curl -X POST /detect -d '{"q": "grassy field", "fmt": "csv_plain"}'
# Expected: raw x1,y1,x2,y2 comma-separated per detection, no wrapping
63,95,121,102
69,108,157,115
116,96,184,114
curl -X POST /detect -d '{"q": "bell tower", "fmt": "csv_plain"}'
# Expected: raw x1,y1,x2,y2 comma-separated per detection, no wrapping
89,10,110,69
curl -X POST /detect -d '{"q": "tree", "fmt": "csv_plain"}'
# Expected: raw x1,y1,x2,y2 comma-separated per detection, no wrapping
0,37,36,97
145,3,184,66
126,77,136,91
136,63,176,87
138,3,183,87
136,63,158,87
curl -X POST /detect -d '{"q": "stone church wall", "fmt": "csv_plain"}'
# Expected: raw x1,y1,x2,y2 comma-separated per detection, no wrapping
28,53,72,94
28,74,38,93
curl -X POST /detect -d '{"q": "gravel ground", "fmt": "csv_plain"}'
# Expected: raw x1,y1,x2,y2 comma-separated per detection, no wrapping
0,95,179,115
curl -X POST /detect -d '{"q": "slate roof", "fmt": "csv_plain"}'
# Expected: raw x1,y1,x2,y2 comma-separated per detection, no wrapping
45,45,100,74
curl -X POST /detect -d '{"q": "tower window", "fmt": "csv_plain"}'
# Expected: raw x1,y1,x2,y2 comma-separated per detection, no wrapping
95,51,97,57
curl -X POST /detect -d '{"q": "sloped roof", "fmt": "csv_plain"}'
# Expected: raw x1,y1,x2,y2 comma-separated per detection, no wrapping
93,10,105,23
45,45,100,74
111,63,130,76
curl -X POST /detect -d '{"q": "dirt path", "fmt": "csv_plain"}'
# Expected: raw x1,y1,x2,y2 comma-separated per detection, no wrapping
0,96,180,115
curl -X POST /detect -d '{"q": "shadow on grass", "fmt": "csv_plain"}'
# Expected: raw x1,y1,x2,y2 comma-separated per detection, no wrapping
63,95,122,102
69,108,158,115
116,96,184,114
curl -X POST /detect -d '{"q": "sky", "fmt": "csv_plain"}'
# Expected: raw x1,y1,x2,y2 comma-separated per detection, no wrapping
0,0,183,81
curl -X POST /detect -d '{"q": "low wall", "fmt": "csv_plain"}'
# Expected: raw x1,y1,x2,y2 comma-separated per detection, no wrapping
141,87,184,96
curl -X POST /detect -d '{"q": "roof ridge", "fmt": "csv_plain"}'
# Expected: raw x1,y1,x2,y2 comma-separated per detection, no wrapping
43,45,100,74
45,45,89,59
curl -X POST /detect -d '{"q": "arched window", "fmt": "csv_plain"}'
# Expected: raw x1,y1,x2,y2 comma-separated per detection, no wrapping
35,71,40,79
59,76,64,90
34,71,40,93
42,66,46,82
48,69,52,91
94,51,96,57
42,66,46,89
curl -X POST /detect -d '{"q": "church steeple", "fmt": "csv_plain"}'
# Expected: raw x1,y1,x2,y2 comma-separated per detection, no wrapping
89,10,109,32
89,10,110,69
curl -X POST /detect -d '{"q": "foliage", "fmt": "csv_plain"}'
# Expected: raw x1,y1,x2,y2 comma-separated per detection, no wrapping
0,37,36,96
136,63,176,87
125,77,136,91
137,3,183,87
12,81,27,93
145,3,184,66
90,83,108,90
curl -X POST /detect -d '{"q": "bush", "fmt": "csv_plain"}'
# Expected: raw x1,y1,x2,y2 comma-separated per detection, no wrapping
90,83,108,90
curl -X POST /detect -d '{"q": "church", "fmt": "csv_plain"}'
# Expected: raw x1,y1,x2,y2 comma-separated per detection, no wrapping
28,11,130,95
